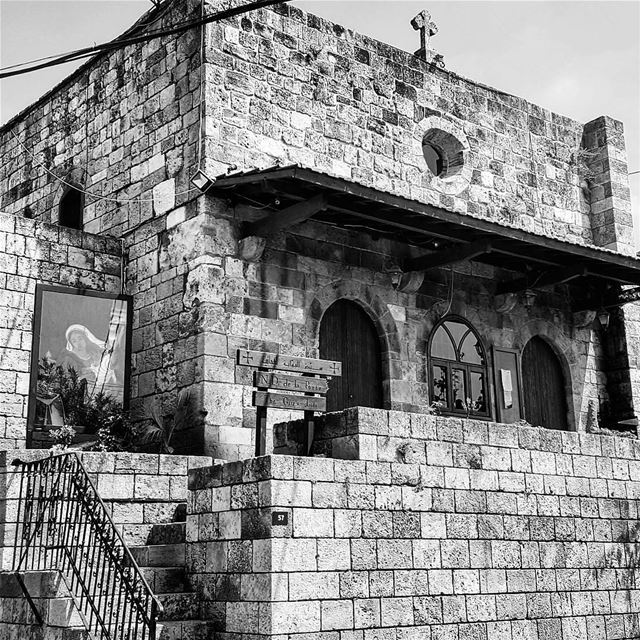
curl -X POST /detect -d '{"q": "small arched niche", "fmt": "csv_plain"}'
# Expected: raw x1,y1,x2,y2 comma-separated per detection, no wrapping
58,186,84,230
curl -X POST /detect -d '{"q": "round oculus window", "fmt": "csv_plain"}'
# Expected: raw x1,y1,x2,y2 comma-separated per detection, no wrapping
422,128,465,179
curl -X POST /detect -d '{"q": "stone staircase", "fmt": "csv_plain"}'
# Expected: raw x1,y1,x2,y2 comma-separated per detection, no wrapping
0,505,213,640
0,570,89,639
131,517,214,639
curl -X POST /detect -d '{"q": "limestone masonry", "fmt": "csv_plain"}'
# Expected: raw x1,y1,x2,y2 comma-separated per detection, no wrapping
187,409,640,638
0,0,639,637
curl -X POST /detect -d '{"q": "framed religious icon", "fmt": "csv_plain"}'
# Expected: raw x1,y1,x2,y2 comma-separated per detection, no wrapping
27,285,132,445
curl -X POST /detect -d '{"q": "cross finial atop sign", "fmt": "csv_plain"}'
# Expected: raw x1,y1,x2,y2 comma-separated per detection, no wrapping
411,10,445,67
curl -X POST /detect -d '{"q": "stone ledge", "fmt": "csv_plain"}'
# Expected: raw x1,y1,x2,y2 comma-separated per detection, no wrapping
275,407,638,460
0,210,122,256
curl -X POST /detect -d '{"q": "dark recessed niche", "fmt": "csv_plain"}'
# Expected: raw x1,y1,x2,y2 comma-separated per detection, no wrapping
59,187,84,230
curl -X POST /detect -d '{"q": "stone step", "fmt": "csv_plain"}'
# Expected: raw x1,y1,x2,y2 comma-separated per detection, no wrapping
156,591,200,621
140,566,188,593
1,595,84,628
147,522,186,545
0,571,67,599
0,622,89,640
130,543,185,567
157,619,215,640
45,597,85,628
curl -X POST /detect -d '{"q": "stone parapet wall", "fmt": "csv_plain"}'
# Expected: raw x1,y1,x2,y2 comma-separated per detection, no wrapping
0,450,214,569
187,411,640,638
275,406,640,464
0,212,122,448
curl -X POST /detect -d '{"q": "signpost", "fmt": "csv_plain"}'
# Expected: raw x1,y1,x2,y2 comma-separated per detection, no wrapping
238,349,342,376
253,392,327,412
253,372,329,394
238,349,341,457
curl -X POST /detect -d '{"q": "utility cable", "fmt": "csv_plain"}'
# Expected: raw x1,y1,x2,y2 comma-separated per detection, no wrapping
11,131,199,203
0,0,291,79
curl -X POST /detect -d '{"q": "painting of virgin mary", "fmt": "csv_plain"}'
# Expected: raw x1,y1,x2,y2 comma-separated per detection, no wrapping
61,323,123,402
29,286,131,433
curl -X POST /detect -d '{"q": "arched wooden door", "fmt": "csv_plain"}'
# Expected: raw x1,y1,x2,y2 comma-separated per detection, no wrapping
522,337,568,430
319,300,383,412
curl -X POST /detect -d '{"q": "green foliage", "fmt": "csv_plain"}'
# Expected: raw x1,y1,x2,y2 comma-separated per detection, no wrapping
38,357,197,454
136,389,193,454
38,356,137,452
426,401,444,415
50,425,76,453
38,357,126,436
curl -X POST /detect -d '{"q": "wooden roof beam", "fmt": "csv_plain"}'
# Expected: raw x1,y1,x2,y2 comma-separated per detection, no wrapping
243,194,328,238
496,264,589,295
404,240,494,272
573,284,640,312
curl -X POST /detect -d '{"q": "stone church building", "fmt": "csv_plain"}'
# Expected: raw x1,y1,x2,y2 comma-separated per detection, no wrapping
0,1,640,638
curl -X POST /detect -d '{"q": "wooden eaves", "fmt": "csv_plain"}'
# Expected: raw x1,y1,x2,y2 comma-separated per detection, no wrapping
209,165,640,304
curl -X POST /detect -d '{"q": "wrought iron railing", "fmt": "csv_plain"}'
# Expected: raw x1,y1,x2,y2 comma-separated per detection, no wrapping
12,453,162,640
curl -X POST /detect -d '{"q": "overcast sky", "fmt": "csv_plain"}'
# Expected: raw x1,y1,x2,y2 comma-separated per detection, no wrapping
1,0,638,240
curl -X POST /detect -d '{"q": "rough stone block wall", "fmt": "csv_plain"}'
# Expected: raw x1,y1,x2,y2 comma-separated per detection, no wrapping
0,450,214,569
205,217,608,460
203,3,631,250
0,570,78,636
582,116,634,255
187,414,640,639
0,0,207,448
0,212,122,448
0,0,201,237
0,0,633,460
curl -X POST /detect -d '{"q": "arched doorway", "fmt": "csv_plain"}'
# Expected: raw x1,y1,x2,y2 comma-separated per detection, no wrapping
522,336,568,430
319,300,383,412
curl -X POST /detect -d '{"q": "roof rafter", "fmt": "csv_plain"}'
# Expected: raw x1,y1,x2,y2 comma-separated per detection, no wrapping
496,264,590,295
404,240,494,272
242,194,328,238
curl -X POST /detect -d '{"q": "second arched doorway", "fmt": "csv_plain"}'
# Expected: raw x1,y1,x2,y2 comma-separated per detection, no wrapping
319,299,383,412
522,336,569,430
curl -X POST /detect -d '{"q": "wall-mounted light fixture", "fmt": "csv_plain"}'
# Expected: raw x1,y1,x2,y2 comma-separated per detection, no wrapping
522,289,537,309
596,308,610,330
190,169,216,194
387,264,404,288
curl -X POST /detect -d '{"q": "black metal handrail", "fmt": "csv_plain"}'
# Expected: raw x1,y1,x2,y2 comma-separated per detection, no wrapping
12,452,162,640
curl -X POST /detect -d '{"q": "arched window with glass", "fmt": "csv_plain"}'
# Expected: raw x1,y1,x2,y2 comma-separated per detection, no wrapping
428,316,489,417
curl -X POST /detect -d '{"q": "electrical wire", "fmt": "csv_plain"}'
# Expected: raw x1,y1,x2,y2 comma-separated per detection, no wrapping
6,0,288,206
196,0,205,169
0,0,291,79
441,265,454,317
11,131,199,204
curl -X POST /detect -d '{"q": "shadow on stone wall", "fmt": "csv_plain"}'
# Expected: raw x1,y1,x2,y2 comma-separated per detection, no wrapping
601,307,635,429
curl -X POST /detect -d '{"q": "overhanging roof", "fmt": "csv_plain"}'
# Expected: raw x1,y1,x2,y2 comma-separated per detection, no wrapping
209,165,640,290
